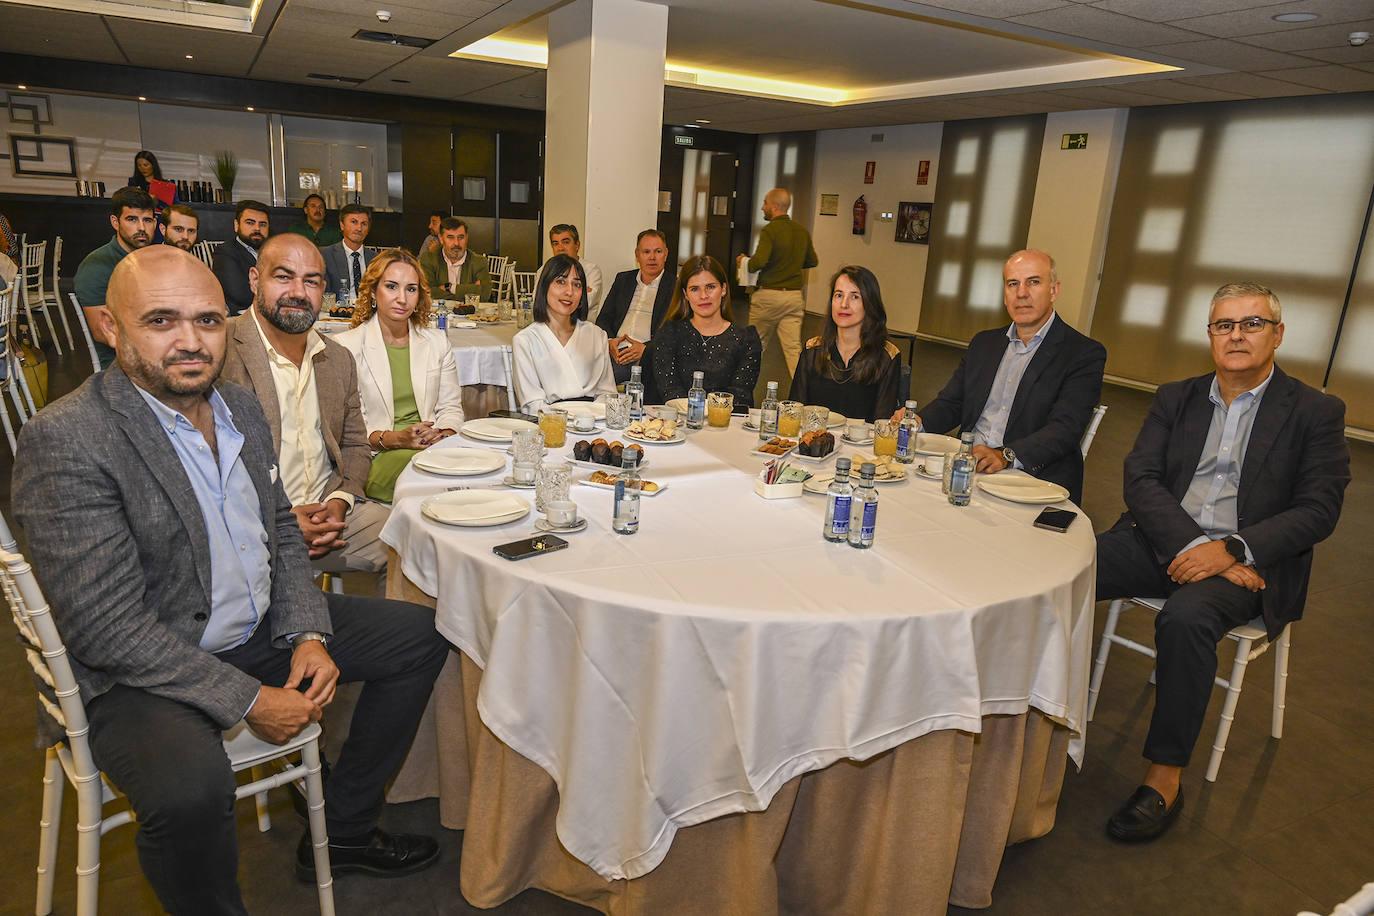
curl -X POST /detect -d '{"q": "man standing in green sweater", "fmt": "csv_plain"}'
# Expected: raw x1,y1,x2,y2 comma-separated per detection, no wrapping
738,187,818,378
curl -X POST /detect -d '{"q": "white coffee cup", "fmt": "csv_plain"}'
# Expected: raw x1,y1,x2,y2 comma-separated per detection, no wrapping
922,454,944,477
512,462,537,484
846,420,872,441
572,412,596,432
546,499,579,527
654,406,679,423
748,408,762,427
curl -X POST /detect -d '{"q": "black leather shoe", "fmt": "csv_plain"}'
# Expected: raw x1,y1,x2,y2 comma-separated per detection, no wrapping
296,828,440,881
1107,784,1184,842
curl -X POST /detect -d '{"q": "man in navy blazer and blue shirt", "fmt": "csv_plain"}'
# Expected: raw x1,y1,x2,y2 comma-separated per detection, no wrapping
913,248,1107,505
596,229,674,385
1097,282,1349,843
322,203,375,299
12,246,448,913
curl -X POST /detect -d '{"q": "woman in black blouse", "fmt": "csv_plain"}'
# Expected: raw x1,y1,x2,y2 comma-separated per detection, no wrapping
127,150,165,191
789,265,903,422
651,255,762,410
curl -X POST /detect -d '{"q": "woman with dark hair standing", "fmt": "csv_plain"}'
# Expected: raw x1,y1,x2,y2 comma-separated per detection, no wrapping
789,265,903,422
127,150,165,191
511,253,617,413
652,255,762,409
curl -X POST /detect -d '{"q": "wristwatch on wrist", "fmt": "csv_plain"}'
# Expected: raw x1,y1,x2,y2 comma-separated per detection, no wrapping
291,631,328,649
1000,446,1016,466
1223,536,1247,563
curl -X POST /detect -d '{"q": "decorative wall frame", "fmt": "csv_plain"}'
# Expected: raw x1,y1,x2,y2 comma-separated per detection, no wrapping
7,93,53,130
895,201,932,245
9,134,78,178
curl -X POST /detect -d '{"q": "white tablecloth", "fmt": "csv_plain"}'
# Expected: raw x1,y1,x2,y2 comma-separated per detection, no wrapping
446,322,517,387
380,421,1097,882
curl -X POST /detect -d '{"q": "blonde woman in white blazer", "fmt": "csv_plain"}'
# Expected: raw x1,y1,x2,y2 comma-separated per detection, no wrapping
334,248,464,501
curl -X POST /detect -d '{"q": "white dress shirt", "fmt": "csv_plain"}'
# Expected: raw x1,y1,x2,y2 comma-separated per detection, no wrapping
249,310,355,511
511,320,618,414
237,237,259,262
582,259,605,322
970,312,1057,466
617,271,662,342
444,250,468,292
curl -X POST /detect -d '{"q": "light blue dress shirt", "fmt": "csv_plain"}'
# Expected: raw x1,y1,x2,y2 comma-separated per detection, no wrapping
136,387,272,653
1176,370,1274,562
970,312,1057,466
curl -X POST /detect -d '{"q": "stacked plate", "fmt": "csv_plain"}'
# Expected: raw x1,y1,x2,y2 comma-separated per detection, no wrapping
552,400,607,420
460,417,539,443
412,448,506,477
977,476,1070,504
913,433,961,456
421,491,530,527
805,407,846,429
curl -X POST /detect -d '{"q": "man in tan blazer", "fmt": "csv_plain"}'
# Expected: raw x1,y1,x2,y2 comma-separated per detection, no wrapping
220,233,388,573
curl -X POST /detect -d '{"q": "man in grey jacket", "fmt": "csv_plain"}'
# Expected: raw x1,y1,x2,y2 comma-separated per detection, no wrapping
11,246,448,914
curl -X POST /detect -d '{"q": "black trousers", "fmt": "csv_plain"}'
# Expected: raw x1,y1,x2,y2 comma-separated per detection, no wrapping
1095,526,1261,768
85,593,450,916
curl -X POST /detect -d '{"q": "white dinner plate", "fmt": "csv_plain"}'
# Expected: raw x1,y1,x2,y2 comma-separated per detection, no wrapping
804,407,846,429
913,433,961,456
977,476,1070,504
664,398,690,415
803,466,907,493
412,448,506,477
460,417,539,442
421,490,530,527
552,400,607,420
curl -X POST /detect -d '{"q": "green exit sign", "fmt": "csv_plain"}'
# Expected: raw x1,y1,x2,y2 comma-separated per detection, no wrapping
674,134,695,146
1061,133,1088,150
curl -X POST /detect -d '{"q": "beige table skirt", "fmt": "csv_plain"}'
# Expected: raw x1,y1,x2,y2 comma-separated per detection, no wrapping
386,557,1071,915
460,383,511,421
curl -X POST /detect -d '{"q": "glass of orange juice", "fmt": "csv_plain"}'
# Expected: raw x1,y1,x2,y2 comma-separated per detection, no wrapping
539,408,568,448
873,419,898,456
778,401,803,437
707,392,734,428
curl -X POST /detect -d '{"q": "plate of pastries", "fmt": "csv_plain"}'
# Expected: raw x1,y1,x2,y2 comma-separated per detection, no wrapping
570,438,648,468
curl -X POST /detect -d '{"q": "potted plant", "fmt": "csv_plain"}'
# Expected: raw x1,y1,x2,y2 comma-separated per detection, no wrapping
213,150,238,203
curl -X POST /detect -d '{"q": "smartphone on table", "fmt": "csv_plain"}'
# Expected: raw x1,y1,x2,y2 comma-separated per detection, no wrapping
493,535,570,561
1033,508,1077,533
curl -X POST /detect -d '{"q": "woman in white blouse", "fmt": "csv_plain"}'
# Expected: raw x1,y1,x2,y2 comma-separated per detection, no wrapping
511,254,617,413
334,247,464,501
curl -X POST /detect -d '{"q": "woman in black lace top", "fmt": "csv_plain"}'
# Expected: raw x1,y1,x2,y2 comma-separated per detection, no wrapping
789,265,903,422
651,255,762,410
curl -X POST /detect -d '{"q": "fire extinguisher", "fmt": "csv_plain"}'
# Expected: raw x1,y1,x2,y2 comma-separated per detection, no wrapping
852,195,867,236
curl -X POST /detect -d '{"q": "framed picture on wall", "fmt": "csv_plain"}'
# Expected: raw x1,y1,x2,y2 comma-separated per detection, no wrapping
462,176,487,201
895,201,932,245
9,134,77,178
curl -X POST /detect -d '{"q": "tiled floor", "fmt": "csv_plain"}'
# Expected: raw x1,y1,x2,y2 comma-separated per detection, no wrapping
1,317,1369,915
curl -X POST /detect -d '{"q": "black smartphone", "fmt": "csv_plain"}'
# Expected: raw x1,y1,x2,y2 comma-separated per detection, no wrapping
488,409,540,424
493,535,570,561
1033,507,1078,533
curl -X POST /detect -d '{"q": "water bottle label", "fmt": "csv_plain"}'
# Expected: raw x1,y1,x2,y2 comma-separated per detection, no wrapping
860,502,877,539
951,468,971,493
614,480,624,513
688,393,706,423
830,496,851,535
762,408,778,429
896,427,910,454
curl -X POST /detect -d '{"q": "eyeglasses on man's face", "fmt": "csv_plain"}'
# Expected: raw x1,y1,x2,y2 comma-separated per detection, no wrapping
1206,316,1279,336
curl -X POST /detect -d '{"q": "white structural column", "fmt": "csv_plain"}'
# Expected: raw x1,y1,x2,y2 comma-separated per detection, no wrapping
545,0,668,278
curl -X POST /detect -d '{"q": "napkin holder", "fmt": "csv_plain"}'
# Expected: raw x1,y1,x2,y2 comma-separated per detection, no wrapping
753,478,803,500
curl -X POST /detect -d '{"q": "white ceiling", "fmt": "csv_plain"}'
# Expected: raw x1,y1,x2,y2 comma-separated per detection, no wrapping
1,0,1372,131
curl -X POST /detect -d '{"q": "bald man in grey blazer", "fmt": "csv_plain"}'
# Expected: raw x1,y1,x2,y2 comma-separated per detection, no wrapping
11,246,446,913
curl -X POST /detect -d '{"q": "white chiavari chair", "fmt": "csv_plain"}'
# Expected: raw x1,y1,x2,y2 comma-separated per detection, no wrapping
68,293,103,375
1080,404,1107,458
40,236,76,351
487,255,511,304
20,237,64,355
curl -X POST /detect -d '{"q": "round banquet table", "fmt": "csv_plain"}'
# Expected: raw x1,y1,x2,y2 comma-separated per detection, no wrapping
380,417,1097,915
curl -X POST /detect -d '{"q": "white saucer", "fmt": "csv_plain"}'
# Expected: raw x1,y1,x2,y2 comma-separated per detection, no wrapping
502,476,537,489
534,517,588,533
841,434,875,447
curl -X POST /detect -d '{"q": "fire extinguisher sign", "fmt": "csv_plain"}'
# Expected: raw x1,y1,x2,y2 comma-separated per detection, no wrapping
864,161,876,184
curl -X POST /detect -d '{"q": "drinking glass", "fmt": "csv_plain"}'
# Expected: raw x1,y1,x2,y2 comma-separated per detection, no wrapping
707,392,734,428
539,408,568,448
535,460,572,513
778,401,803,437
323,293,337,312
803,406,829,435
512,428,545,465
605,393,631,429
874,419,899,457
499,299,513,321
465,294,481,311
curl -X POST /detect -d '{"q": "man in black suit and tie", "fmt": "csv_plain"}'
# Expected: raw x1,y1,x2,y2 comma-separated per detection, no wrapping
596,229,674,384
1097,282,1349,842
211,199,269,315
322,203,375,299
913,248,1106,504
12,246,448,912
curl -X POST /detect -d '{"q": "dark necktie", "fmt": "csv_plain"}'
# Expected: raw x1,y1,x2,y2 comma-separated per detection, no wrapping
351,251,362,292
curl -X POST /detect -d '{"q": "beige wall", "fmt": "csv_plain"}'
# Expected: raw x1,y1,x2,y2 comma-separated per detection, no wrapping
804,123,944,335
1025,109,1128,332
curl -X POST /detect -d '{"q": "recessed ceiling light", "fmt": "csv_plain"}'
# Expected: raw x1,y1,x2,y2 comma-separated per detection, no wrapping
391,78,410,84
17,84,27,90
246,106,255,111
138,95,147,101
695,119,711,124
185,54,194,59
1272,12,1318,22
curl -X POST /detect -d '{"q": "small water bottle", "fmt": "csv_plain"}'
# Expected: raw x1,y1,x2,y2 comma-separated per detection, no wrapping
612,449,641,535
759,381,780,440
948,432,976,507
895,399,919,464
686,371,707,429
823,457,854,543
626,365,645,421
436,304,447,330
849,462,878,548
